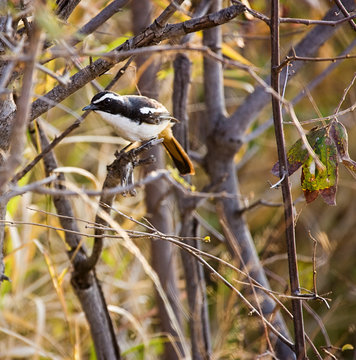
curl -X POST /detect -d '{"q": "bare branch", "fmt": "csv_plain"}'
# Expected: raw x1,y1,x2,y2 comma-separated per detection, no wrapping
280,13,356,26
76,139,161,274
11,57,133,184
48,0,130,59
278,53,356,71
55,0,81,21
270,1,306,357
173,3,213,357
29,3,246,121
228,0,356,145
0,23,42,190
35,117,121,359
332,0,356,31
334,71,356,115
246,38,356,141
284,102,356,125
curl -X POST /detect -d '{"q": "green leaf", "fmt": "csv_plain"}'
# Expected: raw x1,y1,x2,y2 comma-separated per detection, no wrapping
272,127,328,176
301,134,338,205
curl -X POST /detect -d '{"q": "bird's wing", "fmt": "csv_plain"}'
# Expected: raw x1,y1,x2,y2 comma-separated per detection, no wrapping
126,96,178,125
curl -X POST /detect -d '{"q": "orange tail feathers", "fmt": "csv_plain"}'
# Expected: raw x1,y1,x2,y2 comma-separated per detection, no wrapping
160,128,195,176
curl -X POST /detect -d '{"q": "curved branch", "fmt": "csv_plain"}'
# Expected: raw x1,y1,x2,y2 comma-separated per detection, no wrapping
29,4,246,121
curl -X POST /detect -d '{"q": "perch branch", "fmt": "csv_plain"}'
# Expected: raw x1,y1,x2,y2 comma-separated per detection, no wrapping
29,4,246,121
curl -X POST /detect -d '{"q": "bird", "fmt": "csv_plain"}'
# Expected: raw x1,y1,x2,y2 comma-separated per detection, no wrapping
82,91,195,175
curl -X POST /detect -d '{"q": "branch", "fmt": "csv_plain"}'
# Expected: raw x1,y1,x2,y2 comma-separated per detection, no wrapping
203,2,296,358
227,0,355,144
278,53,356,71
55,0,81,21
49,0,129,55
333,0,356,31
280,13,356,26
270,1,306,358
132,2,187,357
76,139,160,275
245,38,356,141
35,120,121,359
11,57,133,184
29,3,245,121
0,24,41,190
74,0,129,42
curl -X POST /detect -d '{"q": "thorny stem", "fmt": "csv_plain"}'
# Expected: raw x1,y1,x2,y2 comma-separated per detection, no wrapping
270,1,307,359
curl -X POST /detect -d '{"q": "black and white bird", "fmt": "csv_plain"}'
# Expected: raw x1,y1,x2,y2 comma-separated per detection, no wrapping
82,91,195,175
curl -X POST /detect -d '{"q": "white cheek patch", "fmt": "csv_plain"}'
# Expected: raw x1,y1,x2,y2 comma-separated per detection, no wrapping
93,93,123,104
140,106,166,114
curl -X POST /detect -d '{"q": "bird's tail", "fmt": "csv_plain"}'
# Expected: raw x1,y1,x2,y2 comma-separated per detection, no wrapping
160,128,195,176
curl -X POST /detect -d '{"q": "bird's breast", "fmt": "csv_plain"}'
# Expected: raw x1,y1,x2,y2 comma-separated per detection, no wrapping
96,111,170,142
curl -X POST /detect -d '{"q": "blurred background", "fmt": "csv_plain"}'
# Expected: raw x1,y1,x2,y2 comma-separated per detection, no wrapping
1,0,355,358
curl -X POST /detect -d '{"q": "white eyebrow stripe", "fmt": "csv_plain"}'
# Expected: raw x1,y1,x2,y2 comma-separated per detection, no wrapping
140,106,167,114
93,93,123,104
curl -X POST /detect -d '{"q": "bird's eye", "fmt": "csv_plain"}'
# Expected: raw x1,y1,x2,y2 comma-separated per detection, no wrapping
104,98,112,105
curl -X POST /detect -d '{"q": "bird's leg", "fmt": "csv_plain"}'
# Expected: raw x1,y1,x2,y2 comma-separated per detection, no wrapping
128,138,161,161
137,137,163,152
139,137,156,149
114,142,133,158
122,142,133,152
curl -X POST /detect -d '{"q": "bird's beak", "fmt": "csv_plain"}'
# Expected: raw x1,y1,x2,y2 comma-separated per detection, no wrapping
82,104,97,111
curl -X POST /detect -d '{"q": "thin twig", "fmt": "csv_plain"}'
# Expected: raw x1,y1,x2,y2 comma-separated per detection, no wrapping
334,71,356,115
303,303,331,347
270,1,307,358
284,102,356,125
233,0,356,26
280,13,356,26
218,204,275,355
36,63,71,86
246,38,356,142
0,38,25,91
278,53,356,71
332,0,356,31
77,139,162,274
29,4,246,122
11,57,133,184
0,24,42,190
312,235,318,296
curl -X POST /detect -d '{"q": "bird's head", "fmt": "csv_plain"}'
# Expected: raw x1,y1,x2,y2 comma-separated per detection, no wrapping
82,91,124,113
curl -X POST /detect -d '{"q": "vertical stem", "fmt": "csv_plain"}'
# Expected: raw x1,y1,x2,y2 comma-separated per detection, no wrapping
270,1,307,359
